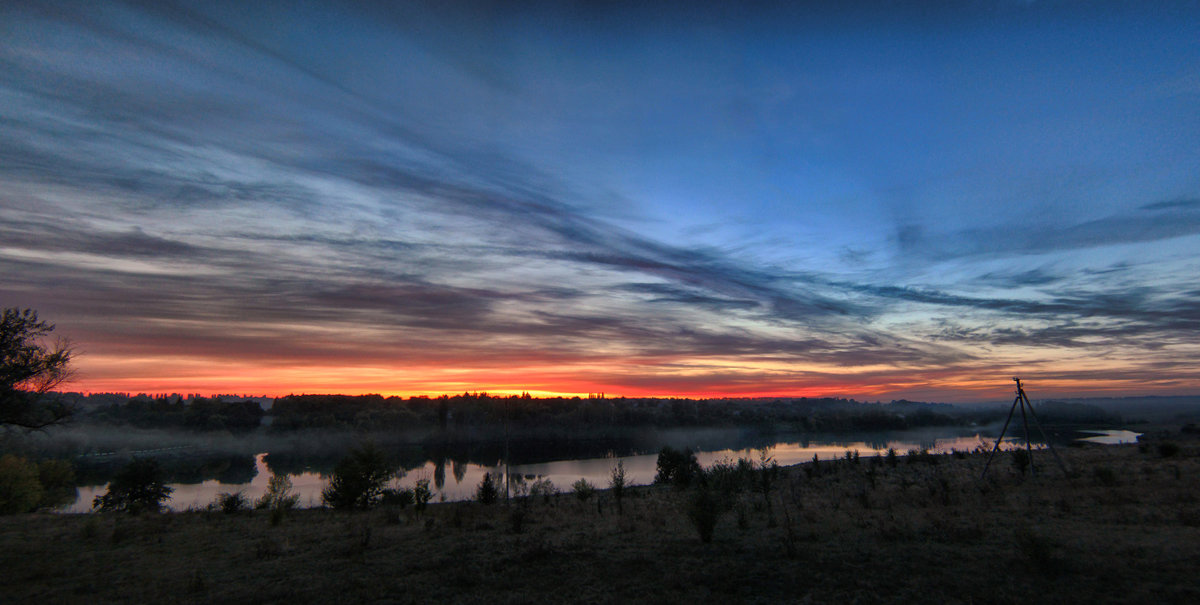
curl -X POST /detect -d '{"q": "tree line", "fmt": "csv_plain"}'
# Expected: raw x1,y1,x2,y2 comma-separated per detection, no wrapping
70,392,982,433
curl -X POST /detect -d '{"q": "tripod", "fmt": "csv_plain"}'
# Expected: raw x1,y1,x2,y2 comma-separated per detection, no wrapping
981,378,1069,479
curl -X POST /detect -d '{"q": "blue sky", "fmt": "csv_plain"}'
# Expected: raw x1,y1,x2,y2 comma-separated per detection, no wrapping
1,1,1198,400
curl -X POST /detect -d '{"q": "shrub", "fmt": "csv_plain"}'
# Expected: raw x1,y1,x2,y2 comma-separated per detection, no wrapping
216,491,248,514
257,473,300,511
755,450,781,525
379,487,415,508
885,447,898,468
0,454,42,514
756,450,780,495
0,456,76,514
476,472,500,505
805,454,822,478
529,478,557,503
654,446,701,487
35,459,76,509
511,475,530,501
572,478,595,502
908,448,939,466
93,458,173,513
686,486,722,544
702,458,750,497
413,477,433,512
322,442,398,510
610,461,627,513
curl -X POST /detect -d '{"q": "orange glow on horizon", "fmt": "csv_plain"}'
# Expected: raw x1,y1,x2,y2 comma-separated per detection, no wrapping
62,353,1199,403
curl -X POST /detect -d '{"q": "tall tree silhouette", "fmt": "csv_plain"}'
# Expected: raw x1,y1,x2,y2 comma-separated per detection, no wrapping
1,308,73,429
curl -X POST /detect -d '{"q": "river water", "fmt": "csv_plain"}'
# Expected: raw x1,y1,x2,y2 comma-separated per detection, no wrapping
61,428,1071,513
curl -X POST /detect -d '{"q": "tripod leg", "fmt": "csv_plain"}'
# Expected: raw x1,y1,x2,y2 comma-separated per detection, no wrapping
1019,392,1034,477
981,395,1021,480
1022,392,1070,476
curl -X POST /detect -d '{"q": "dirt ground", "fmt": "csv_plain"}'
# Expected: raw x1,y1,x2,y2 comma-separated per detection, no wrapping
3,436,1200,604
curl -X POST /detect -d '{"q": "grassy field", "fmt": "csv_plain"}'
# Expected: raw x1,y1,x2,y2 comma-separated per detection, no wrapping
3,436,1199,604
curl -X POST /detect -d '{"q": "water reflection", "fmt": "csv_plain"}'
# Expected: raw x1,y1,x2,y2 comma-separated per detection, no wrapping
1076,429,1141,445
64,430,1041,513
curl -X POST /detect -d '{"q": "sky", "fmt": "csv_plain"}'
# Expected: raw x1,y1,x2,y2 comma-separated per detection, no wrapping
1,1,1199,402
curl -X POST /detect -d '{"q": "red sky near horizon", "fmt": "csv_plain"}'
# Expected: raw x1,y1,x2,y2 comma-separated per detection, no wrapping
3,2,1199,403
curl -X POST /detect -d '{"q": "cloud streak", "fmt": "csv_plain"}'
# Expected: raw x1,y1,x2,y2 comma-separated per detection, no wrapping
1,1,1198,400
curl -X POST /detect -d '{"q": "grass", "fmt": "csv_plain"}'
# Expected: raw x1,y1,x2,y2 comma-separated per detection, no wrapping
3,439,1200,604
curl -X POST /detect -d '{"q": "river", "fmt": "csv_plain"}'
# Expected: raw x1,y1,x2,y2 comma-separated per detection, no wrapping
60,427,1093,513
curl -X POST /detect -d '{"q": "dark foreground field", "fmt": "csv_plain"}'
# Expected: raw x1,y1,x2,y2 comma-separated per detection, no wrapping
4,439,1200,604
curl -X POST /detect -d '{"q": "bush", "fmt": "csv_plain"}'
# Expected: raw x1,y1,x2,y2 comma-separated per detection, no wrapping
379,487,415,508
35,459,76,510
755,450,781,525
529,478,557,503
476,472,500,505
511,474,529,501
572,478,595,502
1158,442,1181,458
321,442,398,510
909,448,940,466
654,446,701,487
701,458,751,501
610,461,627,513
756,450,780,495
216,491,248,514
93,458,173,513
687,487,722,544
413,477,433,512
257,473,300,512
0,454,42,514
0,456,76,514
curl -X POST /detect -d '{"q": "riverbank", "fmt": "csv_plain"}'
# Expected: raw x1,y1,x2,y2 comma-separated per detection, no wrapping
3,438,1199,604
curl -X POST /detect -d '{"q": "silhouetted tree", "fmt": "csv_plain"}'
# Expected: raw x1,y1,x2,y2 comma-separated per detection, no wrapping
654,446,701,487
93,458,173,513
322,442,398,510
413,477,433,512
256,472,300,518
686,485,721,543
754,449,780,525
609,460,627,514
476,472,499,505
1,308,73,429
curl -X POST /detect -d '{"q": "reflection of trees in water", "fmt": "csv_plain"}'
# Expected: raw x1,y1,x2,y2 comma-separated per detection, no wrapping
215,455,257,484
72,427,1015,487
76,454,257,486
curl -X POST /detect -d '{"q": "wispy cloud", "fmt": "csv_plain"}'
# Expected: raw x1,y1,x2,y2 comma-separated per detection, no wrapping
896,201,1200,261
1,1,1197,399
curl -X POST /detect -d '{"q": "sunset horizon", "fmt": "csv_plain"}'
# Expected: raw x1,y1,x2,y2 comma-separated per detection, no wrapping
58,373,1199,405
